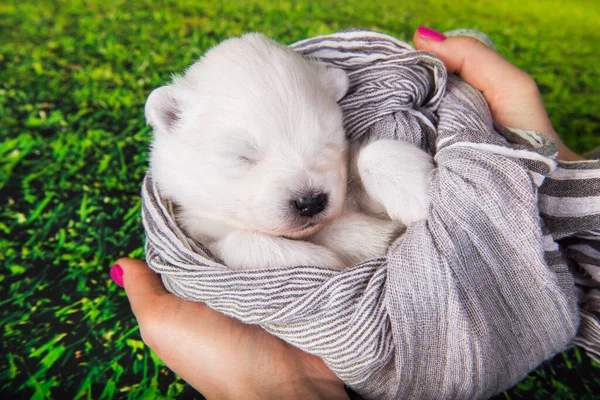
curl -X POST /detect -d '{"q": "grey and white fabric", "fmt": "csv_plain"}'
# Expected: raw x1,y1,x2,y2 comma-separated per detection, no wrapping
141,30,600,399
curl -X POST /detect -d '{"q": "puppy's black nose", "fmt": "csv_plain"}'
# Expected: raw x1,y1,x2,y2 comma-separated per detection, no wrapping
294,193,328,217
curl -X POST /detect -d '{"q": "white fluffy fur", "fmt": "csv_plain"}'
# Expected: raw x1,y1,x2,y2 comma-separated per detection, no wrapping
146,33,434,270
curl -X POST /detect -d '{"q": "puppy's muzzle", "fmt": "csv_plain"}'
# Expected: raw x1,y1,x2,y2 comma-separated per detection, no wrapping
293,192,328,217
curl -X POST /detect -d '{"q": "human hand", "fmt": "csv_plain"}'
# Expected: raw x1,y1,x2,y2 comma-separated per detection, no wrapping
110,259,348,399
413,27,581,161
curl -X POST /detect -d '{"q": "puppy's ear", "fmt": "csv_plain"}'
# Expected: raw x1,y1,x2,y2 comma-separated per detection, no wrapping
145,86,180,134
318,66,349,102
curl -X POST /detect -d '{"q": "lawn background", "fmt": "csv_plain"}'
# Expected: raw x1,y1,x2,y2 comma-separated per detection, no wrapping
1,0,599,398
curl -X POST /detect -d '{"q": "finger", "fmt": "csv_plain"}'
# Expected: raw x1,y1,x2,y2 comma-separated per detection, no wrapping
113,258,172,323
413,28,553,132
414,29,533,96
413,27,581,161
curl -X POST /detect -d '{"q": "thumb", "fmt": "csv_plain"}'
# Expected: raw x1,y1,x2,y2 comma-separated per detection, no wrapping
111,258,172,324
413,27,552,134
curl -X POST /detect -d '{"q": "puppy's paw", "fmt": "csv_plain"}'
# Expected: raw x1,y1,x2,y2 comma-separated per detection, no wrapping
311,212,405,266
213,230,345,270
355,139,434,225
385,192,429,226
307,248,346,270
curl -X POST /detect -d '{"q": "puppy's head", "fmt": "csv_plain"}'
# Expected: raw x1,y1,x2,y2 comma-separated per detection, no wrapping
146,34,349,239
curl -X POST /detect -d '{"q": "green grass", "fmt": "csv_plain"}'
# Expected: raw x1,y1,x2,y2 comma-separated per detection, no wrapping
1,0,599,398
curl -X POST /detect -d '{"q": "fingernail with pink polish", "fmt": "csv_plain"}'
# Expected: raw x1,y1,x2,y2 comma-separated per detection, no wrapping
110,264,124,288
417,26,446,42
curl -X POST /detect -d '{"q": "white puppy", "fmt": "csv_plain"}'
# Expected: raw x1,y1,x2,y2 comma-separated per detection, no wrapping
146,34,433,270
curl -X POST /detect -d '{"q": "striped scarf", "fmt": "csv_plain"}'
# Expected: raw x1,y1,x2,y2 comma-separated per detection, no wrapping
141,30,600,399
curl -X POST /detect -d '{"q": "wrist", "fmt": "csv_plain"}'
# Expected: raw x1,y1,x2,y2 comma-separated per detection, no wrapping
225,356,348,400
547,128,583,161
556,141,583,161
263,377,349,400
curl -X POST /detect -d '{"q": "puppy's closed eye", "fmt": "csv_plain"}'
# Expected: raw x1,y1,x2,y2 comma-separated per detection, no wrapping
236,154,258,165
219,135,261,166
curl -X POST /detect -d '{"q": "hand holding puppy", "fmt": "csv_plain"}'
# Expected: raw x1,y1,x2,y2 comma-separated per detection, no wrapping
115,28,581,398
112,258,348,399
414,27,581,162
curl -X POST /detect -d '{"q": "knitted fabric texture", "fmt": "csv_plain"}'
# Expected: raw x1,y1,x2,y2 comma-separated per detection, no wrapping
141,30,600,399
